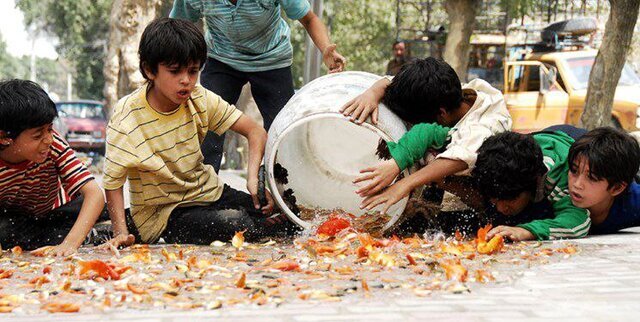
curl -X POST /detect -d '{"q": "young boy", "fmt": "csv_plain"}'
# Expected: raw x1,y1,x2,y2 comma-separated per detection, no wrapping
473,131,590,241
0,79,105,256
341,58,511,215
568,127,640,234
103,18,282,248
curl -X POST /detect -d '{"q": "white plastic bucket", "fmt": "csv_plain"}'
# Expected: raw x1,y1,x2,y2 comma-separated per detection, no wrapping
264,72,412,233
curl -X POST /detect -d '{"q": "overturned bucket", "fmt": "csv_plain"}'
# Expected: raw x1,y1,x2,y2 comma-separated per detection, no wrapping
264,71,413,233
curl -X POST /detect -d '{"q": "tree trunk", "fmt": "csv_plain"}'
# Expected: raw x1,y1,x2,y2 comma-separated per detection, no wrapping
103,0,165,115
443,0,479,82
580,0,640,129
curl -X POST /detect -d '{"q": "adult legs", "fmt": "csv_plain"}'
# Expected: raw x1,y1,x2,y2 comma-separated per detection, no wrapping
199,58,247,171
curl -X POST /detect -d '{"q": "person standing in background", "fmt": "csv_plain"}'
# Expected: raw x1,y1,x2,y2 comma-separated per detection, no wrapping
386,41,410,76
170,0,346,171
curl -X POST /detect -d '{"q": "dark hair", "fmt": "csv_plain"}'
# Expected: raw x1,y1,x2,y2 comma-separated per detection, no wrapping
472,132,547,200
568,127,640,189
382,57,462,124
0,79,57,143
392,41,404,49
138,18,207,80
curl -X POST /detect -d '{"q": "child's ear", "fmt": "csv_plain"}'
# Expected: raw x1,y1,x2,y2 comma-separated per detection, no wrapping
0,130,12,146
141,62,156,80
609,182,628,197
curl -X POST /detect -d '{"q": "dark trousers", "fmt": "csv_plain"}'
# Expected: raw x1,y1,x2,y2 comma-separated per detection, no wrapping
199,58,295,171
126,185,297,244
0,196,108,250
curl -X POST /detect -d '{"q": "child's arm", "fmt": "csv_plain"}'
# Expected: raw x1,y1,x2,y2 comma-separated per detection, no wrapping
356,123,450,197
298,12,345,73
515,196,590,240
32,180,105,257
340,77,391,124
229,114,274,214
487,196,590,241
102,187,135,249
360,157,468,214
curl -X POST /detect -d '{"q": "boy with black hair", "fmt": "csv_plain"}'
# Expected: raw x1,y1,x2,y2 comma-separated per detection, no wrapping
473,131,590,241
568,127,640,234
341,58,511,215
0,79,105,256
102,18,288,248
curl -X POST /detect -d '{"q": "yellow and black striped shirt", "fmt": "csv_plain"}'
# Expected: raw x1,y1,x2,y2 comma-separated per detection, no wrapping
103,84,242,242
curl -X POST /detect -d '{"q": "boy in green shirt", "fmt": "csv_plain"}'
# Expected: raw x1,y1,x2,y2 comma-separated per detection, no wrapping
473,131,590,241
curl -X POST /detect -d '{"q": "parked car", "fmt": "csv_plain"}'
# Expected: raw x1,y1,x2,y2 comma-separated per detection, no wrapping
499,19,640,132
504,50,640,132
52,112,69,139
55,100,107,152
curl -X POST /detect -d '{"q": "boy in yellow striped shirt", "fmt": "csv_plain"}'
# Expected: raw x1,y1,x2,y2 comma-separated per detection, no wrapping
102,18,285,247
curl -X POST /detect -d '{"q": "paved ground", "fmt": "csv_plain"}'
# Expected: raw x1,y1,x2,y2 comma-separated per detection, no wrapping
49,171,636,321
2,229,639,321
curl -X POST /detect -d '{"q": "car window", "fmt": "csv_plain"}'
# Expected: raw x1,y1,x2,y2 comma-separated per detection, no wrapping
544,61,567,92
566,56,640,90
507,64,540,92
57,103,106,119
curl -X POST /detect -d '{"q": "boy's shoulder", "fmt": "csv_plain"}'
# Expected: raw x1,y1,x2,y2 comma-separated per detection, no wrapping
109,86,151,133
533,131,574,163
463,78,503,97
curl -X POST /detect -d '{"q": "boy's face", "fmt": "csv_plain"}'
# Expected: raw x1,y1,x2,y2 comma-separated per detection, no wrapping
0,123,54,164
568,156,625,209
146,62,200,107
490,191,533,216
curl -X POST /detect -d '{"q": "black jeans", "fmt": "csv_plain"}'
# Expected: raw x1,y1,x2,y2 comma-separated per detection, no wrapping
126,185,296,244
199,58,295,171
0,196,108,250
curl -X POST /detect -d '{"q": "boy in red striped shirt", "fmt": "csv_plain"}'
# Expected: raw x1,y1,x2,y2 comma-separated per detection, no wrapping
0,79,105,256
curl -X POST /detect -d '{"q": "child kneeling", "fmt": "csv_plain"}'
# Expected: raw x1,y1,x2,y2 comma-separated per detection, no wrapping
0,80,104,256
103,18,291,248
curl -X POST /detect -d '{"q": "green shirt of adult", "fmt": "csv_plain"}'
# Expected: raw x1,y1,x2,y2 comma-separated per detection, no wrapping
170,0,345,73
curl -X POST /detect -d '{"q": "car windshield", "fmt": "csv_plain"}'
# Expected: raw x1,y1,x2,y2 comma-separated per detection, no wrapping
566,56,640,90
57,103,105,119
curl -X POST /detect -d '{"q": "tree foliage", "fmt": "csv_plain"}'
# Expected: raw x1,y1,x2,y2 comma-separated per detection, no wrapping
288,0,397,87
16,0,113,100
0,36,67,98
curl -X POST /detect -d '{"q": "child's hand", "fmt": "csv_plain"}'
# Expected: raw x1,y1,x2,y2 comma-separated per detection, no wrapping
340,90,380,124
354,160,400,197
100,233,135,250
31,243,78,257
322,44,346,74
487,226,534,242
360,179,412,215
247,178,274,215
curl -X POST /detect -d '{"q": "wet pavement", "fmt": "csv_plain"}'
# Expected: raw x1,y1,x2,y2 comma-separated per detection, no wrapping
3,170,634,321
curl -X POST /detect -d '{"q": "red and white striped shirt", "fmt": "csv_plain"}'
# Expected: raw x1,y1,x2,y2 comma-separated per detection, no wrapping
0,131,94,217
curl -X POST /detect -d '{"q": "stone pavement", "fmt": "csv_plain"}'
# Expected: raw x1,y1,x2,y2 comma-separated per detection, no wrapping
69,171,639,321
2,232,638,322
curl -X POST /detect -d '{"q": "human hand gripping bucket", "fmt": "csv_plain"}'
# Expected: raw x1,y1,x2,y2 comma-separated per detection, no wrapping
264,72,413,234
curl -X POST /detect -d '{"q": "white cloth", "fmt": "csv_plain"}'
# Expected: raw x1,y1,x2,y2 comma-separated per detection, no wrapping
436,78,512,175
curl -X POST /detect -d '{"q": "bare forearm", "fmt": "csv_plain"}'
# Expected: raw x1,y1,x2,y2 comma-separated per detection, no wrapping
62,180,104,248
246,128,267,181
300,12,332,54
369,78,390,101
105,187,128,236
404,158,468,191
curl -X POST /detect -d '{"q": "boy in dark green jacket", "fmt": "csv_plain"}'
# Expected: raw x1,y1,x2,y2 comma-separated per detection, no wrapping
388,126,590,241
473,131,590,241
